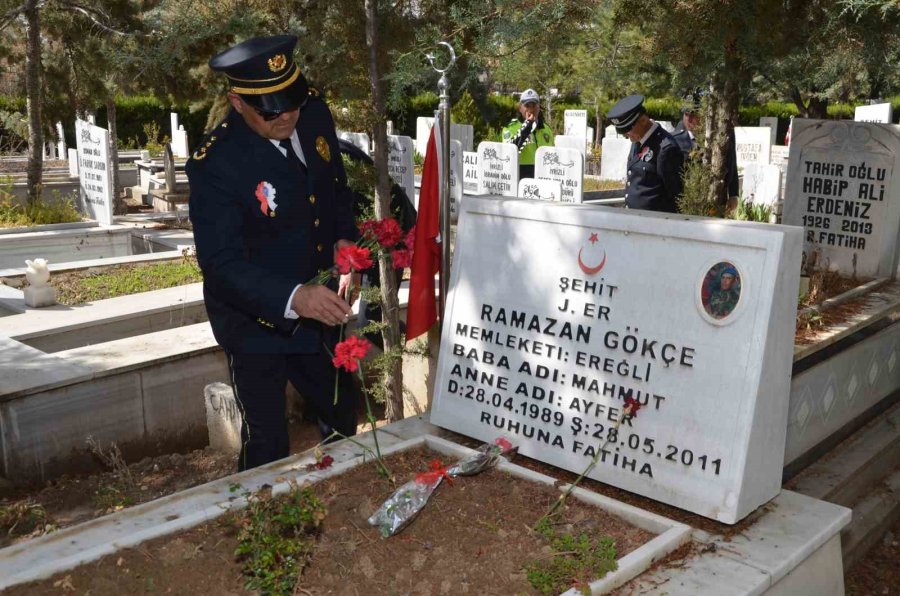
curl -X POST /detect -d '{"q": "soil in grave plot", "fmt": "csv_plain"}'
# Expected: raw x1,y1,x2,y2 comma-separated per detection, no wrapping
7,446,656,595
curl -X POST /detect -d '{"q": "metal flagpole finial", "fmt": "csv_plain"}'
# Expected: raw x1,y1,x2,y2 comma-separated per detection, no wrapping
425,42,456,75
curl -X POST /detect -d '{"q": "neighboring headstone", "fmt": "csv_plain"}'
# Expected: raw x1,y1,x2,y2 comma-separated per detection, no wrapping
449,140,463,218
605,124,624,139
783,119,900,278
204,382,243,454
555,135,586,154
658,121,675,133
517,178,562,202
171,125,189,158
44,141,56,160
23,259,57,308
854,103,893,124
734,127,773,171
759,117,779,146
769,145,790,197
599,136,631,182
564,110,588,155
451,123,474,153
431,196,803,524
170,112,179,138
463,151,479,195
477,141,518,197
387,134,416,209
535,146,584,203
67,148,79,177
416,117,435,158
55,121,66,159
338,131,370,154
164,144,177,192
75,118,113,225
742,163,782,207
140,150,151,162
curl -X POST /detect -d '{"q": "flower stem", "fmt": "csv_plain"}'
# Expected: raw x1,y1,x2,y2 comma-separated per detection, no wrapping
323,429,392,480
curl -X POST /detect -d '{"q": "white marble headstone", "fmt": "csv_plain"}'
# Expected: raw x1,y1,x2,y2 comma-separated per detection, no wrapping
449,140,463,219
555,135,586,155
75,119,113,225
477,141,518,197
451,123,474,153
171,125,189,158
564,110,588,154
55,121,66,159
416,117,435,158
782,119,900,278
431,197,803,524
658,121,675,133
605,125,623,139
387,135,415,209
599,137,631,182
463,151,479,195
518,178,562,202
535,146,584,203
759,117,779,146
769,145,791,195
735,127,773,171
67,148,79,177
338,131,371,154
170,112,179,138
742,163,782,207
854,103,893,124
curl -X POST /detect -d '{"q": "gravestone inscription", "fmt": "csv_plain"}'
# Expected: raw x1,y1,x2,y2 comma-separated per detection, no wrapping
782,119,900,278
854,103,893,124
518,178,562,202
535,146,583,203
477,142,518,197
431,197,802,523
734,127,773,171
388,135,415,208
463,151,479,195
75,119,113,225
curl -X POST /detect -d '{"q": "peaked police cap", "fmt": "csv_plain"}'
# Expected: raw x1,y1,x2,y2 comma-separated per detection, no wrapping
209,35,309,112
607,94,646,133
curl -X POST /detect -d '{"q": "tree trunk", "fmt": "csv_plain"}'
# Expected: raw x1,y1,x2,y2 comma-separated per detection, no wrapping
789,86,828,119
23,0,44,211
106,96,125,215
705,60,740,207
365,0,404,423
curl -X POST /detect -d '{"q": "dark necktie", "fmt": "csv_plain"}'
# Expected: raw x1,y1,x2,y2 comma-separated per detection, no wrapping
279,138,306,172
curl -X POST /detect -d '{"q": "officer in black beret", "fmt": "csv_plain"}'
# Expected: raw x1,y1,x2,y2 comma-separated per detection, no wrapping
671,90,739,211
607,94,684,213
187,35,359,471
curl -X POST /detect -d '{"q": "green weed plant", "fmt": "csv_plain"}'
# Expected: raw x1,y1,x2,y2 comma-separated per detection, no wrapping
53,258,202,305
525,517,618,595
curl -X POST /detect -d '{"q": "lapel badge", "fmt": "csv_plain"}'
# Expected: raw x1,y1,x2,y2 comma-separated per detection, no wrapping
316,136,331,162
267,54,287,72
642,149,654,162
254,181,278,216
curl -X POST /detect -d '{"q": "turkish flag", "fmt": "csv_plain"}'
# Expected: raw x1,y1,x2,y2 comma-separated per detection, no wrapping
406,126,441,340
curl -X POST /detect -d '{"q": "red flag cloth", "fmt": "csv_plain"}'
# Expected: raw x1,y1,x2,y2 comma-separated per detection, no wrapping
406,126,441,340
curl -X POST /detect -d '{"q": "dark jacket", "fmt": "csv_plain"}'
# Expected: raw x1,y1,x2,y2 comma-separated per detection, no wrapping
625,125,684,213
187,94,358,354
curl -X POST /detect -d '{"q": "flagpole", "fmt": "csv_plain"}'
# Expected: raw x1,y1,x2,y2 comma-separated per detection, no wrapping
426,42,456,329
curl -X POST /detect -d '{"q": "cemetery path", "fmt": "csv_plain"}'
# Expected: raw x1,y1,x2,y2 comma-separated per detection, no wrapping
845,514,899,595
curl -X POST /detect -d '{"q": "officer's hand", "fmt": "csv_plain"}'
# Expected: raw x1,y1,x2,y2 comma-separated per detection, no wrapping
338,272,360,305
292,285,352,326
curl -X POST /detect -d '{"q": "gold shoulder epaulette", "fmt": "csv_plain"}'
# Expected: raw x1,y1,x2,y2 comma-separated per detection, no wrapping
192,124,226,161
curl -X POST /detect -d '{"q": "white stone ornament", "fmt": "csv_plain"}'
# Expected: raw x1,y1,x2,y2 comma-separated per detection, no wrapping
24,258,57,308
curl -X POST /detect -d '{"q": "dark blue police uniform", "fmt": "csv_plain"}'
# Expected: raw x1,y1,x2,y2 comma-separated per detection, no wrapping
671,120,695,157
187,35,359,471
608,95,684,213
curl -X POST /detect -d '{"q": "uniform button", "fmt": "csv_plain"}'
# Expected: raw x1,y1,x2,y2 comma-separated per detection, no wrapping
309,194,316,204
313,218,320,227
317,243,324,252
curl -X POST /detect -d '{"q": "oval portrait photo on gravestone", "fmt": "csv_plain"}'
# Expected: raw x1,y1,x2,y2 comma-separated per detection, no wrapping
700,261,742,321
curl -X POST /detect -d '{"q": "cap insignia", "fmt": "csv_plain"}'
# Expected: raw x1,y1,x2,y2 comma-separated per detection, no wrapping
316,136,331,162
268,54,287,73
611,118,620,124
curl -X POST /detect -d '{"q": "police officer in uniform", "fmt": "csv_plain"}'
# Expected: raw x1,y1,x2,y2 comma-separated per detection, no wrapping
502,88,554,179
607,94,684,213
671,90,739,211
187,35,359,471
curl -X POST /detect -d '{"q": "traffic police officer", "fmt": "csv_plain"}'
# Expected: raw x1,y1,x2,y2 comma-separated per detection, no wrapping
187,35,359,471
502,88,555,179
607,94,684,213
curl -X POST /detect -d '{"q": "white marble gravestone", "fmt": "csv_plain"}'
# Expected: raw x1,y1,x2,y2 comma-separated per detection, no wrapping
387,135,415,207
338,131,370,154
555,135,586,156
67,148,79,177
600,137,631,182
171,125,189,159
658,121,675,133
605,124,624,139
854,103,893,124
452,123,474,153
535,146,584,203
431,197,803,523
759,117,779,146
782,119,900,278
463,151,479,195
55,122,66,159
742,163,782,207
517,178,562,202
770,145,790,198
564,110,588,154
204,382,242,454
449,140,463,218
75,119,113,225
415,117,434,157
477,141,518,197
735,127,773,171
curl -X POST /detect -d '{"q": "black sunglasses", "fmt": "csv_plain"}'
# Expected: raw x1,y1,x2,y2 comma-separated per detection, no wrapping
251,96,308,121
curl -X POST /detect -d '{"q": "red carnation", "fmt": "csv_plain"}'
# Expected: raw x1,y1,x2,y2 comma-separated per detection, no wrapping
391,248,413,269
335,245,373,274
375,217,403,248
314,454,334,470
403,224,416,249
624,396,642,417
495,438,513,452
332,336,373,372
358,220,378,242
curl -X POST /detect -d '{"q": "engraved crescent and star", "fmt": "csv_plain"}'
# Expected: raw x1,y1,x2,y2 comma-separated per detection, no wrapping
577,232,606,275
